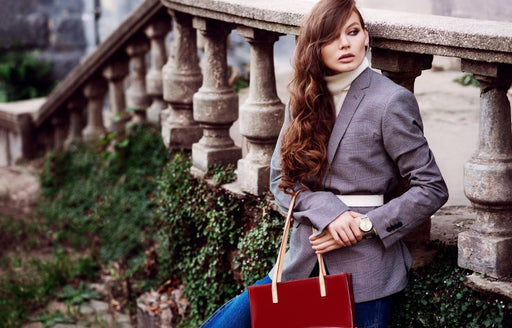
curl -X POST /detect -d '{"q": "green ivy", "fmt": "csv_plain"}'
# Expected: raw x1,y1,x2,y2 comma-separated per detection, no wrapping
453,73,480,88
153,152,285,327
390,243,510,328
232,75,250,93
209,163,237,186
235,199,284,287
155,153,241,325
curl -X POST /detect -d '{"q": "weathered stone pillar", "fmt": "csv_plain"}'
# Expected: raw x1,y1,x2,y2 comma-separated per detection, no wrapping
459,60,512,278
371,48,433,93
18,113,36,161
145,15,171,124
371,49,433,249
65,97,86,146
161,11,203,149
236,27,284,195
82,77,108,142
125,35,151,124
102,57,130,135
51,113,68,153
191,18,241,175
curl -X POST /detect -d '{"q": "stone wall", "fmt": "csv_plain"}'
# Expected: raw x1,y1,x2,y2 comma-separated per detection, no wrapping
0,0,144,82
0,0,87,81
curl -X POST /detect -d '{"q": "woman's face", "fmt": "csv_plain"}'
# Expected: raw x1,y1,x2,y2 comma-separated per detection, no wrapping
321,11,369,75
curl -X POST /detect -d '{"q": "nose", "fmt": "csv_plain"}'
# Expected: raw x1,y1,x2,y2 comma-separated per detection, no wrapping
338,34,349,49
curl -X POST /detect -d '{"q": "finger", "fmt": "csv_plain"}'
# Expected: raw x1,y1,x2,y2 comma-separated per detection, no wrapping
309,230,327,241
328,226,343,245
310,234,333,246
316,245,339,254
315,243,344,254
312,239,338,251
338,229,352,245
339,227,358,245
313,242,339,253
316,232,334,242
350,221,363,241
345,229,358,245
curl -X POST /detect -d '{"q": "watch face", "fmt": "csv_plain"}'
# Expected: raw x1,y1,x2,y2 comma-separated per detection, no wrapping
360,217,373,232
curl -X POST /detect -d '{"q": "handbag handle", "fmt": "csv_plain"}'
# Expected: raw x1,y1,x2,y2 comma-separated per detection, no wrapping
271,191,328,303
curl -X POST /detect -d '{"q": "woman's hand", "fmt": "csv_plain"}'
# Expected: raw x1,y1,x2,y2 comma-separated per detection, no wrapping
309,211,363,254
310,230,343,254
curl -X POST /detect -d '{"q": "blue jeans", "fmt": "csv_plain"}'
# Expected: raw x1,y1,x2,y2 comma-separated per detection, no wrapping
200,276,271,327
200,275,393,328
355,295,393,328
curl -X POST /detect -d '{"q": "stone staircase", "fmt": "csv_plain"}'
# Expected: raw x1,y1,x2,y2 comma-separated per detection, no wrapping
0,0,511,307
0,0,165,166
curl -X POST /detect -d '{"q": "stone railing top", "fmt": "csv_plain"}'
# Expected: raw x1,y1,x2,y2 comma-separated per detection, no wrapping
162,0,512,64
362,8,512,64
0,98,46,131
33,0,164,127
162,0,310,33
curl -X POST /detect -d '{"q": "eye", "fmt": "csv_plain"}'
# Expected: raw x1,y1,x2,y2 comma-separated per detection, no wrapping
348,29,360,36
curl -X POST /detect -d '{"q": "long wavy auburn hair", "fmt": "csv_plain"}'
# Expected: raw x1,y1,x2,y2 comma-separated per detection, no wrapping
279,0,366,194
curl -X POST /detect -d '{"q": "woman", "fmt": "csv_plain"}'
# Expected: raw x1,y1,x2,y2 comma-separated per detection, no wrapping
202,0,448,327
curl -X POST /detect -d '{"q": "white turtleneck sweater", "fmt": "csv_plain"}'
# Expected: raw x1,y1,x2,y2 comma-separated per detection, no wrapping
325,57,369,117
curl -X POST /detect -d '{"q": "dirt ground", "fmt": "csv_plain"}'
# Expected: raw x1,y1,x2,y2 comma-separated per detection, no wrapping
0,163,41,218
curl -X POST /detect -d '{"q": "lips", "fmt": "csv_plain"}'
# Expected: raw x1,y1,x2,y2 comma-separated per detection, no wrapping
338,54,354,63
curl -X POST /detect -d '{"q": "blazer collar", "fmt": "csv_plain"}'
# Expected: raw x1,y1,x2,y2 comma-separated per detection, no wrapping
327,67,372,164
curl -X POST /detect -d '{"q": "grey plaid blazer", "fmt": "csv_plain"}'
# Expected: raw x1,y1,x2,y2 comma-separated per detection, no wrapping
269,68,448,303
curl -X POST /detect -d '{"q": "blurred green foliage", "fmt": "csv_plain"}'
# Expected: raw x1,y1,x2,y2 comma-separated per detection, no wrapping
0,48,54,102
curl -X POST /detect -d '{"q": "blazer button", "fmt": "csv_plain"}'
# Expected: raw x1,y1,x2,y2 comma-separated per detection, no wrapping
397,222,403,227
386,227,392,232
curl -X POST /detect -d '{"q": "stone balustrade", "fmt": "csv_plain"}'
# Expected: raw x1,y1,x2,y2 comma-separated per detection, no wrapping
0,0,511,292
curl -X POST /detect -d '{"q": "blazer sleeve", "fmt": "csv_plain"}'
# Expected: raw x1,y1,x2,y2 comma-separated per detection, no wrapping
270,104,350,234
367,87,449,249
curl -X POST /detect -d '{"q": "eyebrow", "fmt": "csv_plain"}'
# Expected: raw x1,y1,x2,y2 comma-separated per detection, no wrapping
345,22,361,29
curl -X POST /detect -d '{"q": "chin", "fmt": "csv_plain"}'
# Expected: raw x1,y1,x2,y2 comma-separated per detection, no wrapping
338,65,356,73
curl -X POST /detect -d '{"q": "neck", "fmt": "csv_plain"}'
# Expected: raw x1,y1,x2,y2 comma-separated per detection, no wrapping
325,57,369,95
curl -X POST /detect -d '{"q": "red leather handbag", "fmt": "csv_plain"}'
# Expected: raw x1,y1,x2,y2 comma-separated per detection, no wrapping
248,192,357,328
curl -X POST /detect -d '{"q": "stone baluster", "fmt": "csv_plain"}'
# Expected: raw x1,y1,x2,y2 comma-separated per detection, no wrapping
370,49,433,250
145,14,171,124
51,112,68,153
65,97,86,146
82,77,108,142
458,61,512,278
125,35,151,124
161,10,203,149
371,48,432,93
236,27,284,195
102,56,130,135
191,18,241,175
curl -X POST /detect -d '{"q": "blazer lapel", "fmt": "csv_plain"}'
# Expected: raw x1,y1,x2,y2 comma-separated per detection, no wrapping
327,68,372,164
